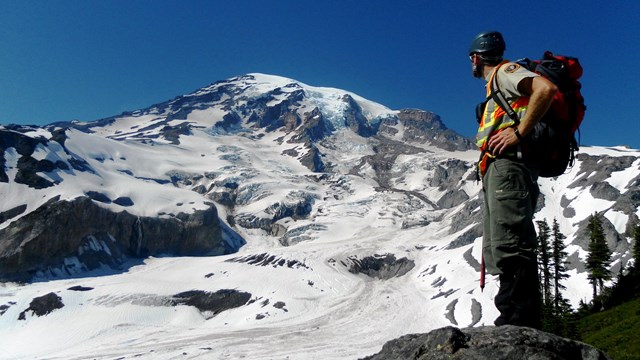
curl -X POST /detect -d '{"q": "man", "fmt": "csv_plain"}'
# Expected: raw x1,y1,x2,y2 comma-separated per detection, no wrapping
469,31,557,328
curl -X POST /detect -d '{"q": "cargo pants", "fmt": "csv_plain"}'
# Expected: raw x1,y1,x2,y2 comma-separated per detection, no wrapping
482,158,542,328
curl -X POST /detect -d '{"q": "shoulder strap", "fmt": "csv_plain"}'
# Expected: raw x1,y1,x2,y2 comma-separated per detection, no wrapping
489,66,520,125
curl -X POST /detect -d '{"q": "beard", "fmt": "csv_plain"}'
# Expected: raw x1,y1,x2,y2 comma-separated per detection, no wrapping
472,63,483,78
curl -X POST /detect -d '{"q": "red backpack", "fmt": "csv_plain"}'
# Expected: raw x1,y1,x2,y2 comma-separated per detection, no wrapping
491,51,586,177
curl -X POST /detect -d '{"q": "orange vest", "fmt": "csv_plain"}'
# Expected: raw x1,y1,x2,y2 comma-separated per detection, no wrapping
476,63,530,176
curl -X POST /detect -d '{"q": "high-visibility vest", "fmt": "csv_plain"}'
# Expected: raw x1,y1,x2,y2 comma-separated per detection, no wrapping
476,62,530,176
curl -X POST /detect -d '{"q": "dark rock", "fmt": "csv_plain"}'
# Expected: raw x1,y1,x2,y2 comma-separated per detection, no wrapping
355,137,426,188
192,185,207,194
233,213,275,233
280,223,328,246
113,197,134,207
68,157,94,173
397,110,474,151
0,152,7,183
0,302,15,316
85,191,112,203
342,94,379,137
244,87,305,132
50,127,68,146
0,196,237,281
361,325,611,360
214,112,243,133
447,197,483,249
0,204,28,224
569,154,637,190
299,145,325,172
612,188,640,215
282,148,299,157
265,194,315,221
448,224,482,250
347,254,415,279
429,160,472,190
462,247,481,272
15,156,56,189
273,301,287,311
289,108,334,144
161,122,192,144
561,195,576,218
437,189,469,209
1,127,95,188
171,289,251,318
18,292,64,320
68,285,94,291
590,182,620,201
226,252,309,269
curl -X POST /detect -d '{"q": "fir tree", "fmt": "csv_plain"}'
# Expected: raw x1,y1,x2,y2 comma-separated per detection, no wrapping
585,213,612,300
537,219,552,305
551,218,570,311
536,219,554,331
633,222,640,271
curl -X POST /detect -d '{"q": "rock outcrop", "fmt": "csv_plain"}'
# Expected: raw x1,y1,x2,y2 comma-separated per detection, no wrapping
170,289,252,319
362,325,611,360
346,253,415,279
397,109,474,151
0,196,235,281
18,292,64,320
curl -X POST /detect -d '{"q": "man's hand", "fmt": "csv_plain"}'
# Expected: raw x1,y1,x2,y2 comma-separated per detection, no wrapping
488,75,557,156
488,127,519,155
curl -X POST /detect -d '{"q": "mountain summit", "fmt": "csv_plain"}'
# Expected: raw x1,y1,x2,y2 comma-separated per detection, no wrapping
0,73,638,359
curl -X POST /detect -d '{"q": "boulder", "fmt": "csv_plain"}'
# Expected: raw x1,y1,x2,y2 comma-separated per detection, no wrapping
361,325,611,360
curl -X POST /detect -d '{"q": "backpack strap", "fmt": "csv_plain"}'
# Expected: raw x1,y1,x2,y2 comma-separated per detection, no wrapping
487,65,523,160
489,67,520,125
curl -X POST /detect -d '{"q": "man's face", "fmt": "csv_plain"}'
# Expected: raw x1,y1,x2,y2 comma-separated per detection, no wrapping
470,53,483,78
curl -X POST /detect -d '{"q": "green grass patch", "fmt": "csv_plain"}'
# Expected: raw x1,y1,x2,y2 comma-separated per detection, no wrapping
578,297,640,360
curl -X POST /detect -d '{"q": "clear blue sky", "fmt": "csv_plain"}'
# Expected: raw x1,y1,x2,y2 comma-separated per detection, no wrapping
1,0,638,148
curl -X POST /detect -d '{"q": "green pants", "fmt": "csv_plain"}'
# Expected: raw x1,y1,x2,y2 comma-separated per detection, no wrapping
482,158,539,275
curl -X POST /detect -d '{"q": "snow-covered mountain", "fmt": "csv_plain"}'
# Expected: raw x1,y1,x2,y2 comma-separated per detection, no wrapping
0,73,638,359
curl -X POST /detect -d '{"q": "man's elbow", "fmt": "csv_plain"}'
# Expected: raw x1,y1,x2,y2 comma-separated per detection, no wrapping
543,81,558,100
536,76,558,100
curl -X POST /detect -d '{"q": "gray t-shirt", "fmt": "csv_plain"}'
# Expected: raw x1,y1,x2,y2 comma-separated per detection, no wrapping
490,62,539,99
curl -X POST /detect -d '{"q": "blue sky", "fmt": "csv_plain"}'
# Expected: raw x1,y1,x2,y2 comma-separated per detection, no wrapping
1,0,638,148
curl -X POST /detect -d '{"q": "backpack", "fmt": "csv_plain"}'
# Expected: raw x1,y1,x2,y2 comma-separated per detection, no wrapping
490,51,586,177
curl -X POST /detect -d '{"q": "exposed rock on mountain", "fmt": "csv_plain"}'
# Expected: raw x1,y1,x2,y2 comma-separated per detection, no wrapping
170,289,252,319
18,292,64,320
0,127,77,189
346,254,415,279
0,196,232,281
362,325,611,360
397,109,474,151
226,252,309,269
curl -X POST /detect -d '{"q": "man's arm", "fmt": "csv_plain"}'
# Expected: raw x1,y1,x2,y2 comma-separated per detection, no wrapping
488,76,557,155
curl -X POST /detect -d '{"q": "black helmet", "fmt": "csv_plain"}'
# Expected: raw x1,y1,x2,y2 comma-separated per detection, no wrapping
468,31,506,56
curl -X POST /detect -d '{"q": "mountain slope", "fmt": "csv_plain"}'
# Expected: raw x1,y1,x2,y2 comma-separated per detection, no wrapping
0,73,638,359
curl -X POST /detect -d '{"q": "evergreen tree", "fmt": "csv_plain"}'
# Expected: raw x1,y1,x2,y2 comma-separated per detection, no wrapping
536,219,554,331
633,222,640,271
551,218,570,311
585,213,612,300
537,219,552,305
